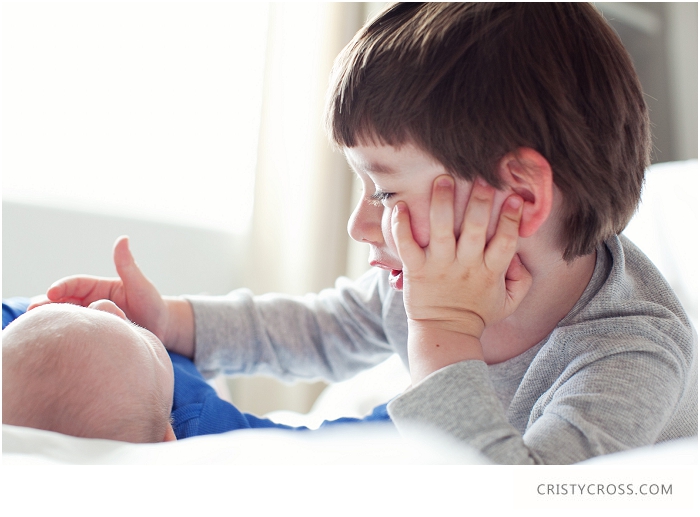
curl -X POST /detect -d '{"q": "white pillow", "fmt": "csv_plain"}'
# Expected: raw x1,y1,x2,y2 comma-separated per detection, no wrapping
623,160,698,327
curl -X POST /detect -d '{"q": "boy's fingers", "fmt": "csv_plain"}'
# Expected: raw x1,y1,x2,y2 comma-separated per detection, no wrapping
46,275,119,305
429,175,456,261
458,179,495,263
113,236,149,288
27,295,51,311
392,202,424,268
505,253,533,306
484,195,523,272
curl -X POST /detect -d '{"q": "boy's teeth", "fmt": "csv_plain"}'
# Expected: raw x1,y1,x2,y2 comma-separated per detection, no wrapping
388,269,404,290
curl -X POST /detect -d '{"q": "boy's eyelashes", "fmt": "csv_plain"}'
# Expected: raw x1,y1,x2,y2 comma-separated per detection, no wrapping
369,190,396,207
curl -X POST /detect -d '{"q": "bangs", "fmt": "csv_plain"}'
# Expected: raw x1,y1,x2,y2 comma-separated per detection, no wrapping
324,2,650,261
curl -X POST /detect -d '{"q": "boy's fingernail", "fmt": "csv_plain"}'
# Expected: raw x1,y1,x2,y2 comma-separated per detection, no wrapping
437,176,453,188
508,196,523,209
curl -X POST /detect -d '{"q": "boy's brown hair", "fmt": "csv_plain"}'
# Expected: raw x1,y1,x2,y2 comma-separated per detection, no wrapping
325,2,651,261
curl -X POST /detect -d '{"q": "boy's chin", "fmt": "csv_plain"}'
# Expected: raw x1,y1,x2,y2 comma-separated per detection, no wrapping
389,269,404,291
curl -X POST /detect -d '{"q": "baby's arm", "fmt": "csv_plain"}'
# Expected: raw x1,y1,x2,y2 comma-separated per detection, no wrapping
30,236,195,358
392,176,530,384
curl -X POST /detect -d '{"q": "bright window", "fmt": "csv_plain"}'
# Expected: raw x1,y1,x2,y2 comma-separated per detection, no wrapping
2,2,269,234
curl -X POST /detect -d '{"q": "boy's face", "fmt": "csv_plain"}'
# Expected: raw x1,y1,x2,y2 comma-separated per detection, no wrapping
345,142,511,290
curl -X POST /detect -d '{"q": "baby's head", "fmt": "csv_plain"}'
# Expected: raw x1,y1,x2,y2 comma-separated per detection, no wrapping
2,302,175,443
326,3,650,262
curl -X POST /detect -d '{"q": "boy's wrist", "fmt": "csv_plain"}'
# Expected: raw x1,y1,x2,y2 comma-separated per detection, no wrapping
407,321,485,384
406,313,485,341
163,297,195,359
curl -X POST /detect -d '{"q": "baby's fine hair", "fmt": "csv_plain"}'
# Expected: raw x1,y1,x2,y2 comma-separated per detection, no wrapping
325,2,651,261
2,307,169,443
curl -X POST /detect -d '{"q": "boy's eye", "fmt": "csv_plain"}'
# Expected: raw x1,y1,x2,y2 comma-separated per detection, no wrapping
369,190,395,207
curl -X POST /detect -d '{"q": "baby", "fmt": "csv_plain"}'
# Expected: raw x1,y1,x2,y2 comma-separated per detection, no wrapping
2,299,391,443
2,301,177,443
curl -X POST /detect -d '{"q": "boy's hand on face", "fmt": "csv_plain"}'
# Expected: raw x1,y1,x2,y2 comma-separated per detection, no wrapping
392,176,532,381
28,236,195,358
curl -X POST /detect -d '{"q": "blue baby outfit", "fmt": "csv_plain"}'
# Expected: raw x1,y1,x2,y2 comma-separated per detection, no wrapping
2,297,30,330
169,351,390,439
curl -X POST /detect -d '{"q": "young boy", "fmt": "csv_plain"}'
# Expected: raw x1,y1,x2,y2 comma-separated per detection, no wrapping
35,3,696,463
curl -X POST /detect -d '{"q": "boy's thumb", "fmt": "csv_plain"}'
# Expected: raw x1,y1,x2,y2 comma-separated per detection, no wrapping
113,236,146,283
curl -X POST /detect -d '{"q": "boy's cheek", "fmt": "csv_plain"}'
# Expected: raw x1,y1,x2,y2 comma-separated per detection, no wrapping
410,197,434,247
453,181,472,237
454,203,468,237
411,220,431,248
404,208,431,248
381,208,431,250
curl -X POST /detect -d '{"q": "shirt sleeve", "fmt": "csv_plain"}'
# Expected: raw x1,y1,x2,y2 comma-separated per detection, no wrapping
387,361,545,464
388,330,694,465
184,269,396,381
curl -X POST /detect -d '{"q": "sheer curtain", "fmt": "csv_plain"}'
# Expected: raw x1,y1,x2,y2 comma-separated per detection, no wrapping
227,3,379,415
1,1,269,235
245,2,368,296
2,0,380,416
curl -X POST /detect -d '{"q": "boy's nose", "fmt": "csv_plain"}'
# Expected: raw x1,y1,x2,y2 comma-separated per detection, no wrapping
348,199,383,245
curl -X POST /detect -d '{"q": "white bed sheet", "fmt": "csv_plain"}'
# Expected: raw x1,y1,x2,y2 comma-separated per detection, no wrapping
4,423,696,465
2,423,490,465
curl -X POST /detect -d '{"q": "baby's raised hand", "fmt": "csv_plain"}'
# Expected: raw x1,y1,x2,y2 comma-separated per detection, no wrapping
392,176,532,381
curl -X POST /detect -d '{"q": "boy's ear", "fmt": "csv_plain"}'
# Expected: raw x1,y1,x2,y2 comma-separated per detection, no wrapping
496,148,553,238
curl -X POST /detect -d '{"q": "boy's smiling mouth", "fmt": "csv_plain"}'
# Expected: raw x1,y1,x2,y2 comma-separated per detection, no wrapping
371,260,404,291
388,269,404,291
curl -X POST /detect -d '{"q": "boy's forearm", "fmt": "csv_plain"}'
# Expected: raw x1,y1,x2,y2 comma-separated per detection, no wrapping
407,321,484,385
163,297,195,359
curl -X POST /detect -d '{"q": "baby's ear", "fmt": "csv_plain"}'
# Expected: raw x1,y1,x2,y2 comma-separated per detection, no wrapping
163,424,177,442
496,148,553,237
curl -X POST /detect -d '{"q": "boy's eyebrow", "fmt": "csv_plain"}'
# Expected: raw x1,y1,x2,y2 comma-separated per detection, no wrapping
363,162,396,175
346,156,396,175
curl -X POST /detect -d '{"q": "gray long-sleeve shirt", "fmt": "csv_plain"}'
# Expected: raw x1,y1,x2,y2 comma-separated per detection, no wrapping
186,235,697,464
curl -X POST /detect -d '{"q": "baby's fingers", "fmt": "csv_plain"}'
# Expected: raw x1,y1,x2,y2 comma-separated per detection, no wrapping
484,195,523,272
392,202,424,269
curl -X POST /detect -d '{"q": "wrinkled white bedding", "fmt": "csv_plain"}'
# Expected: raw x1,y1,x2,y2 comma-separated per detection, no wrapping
3,423,696,465
2,422,490,465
